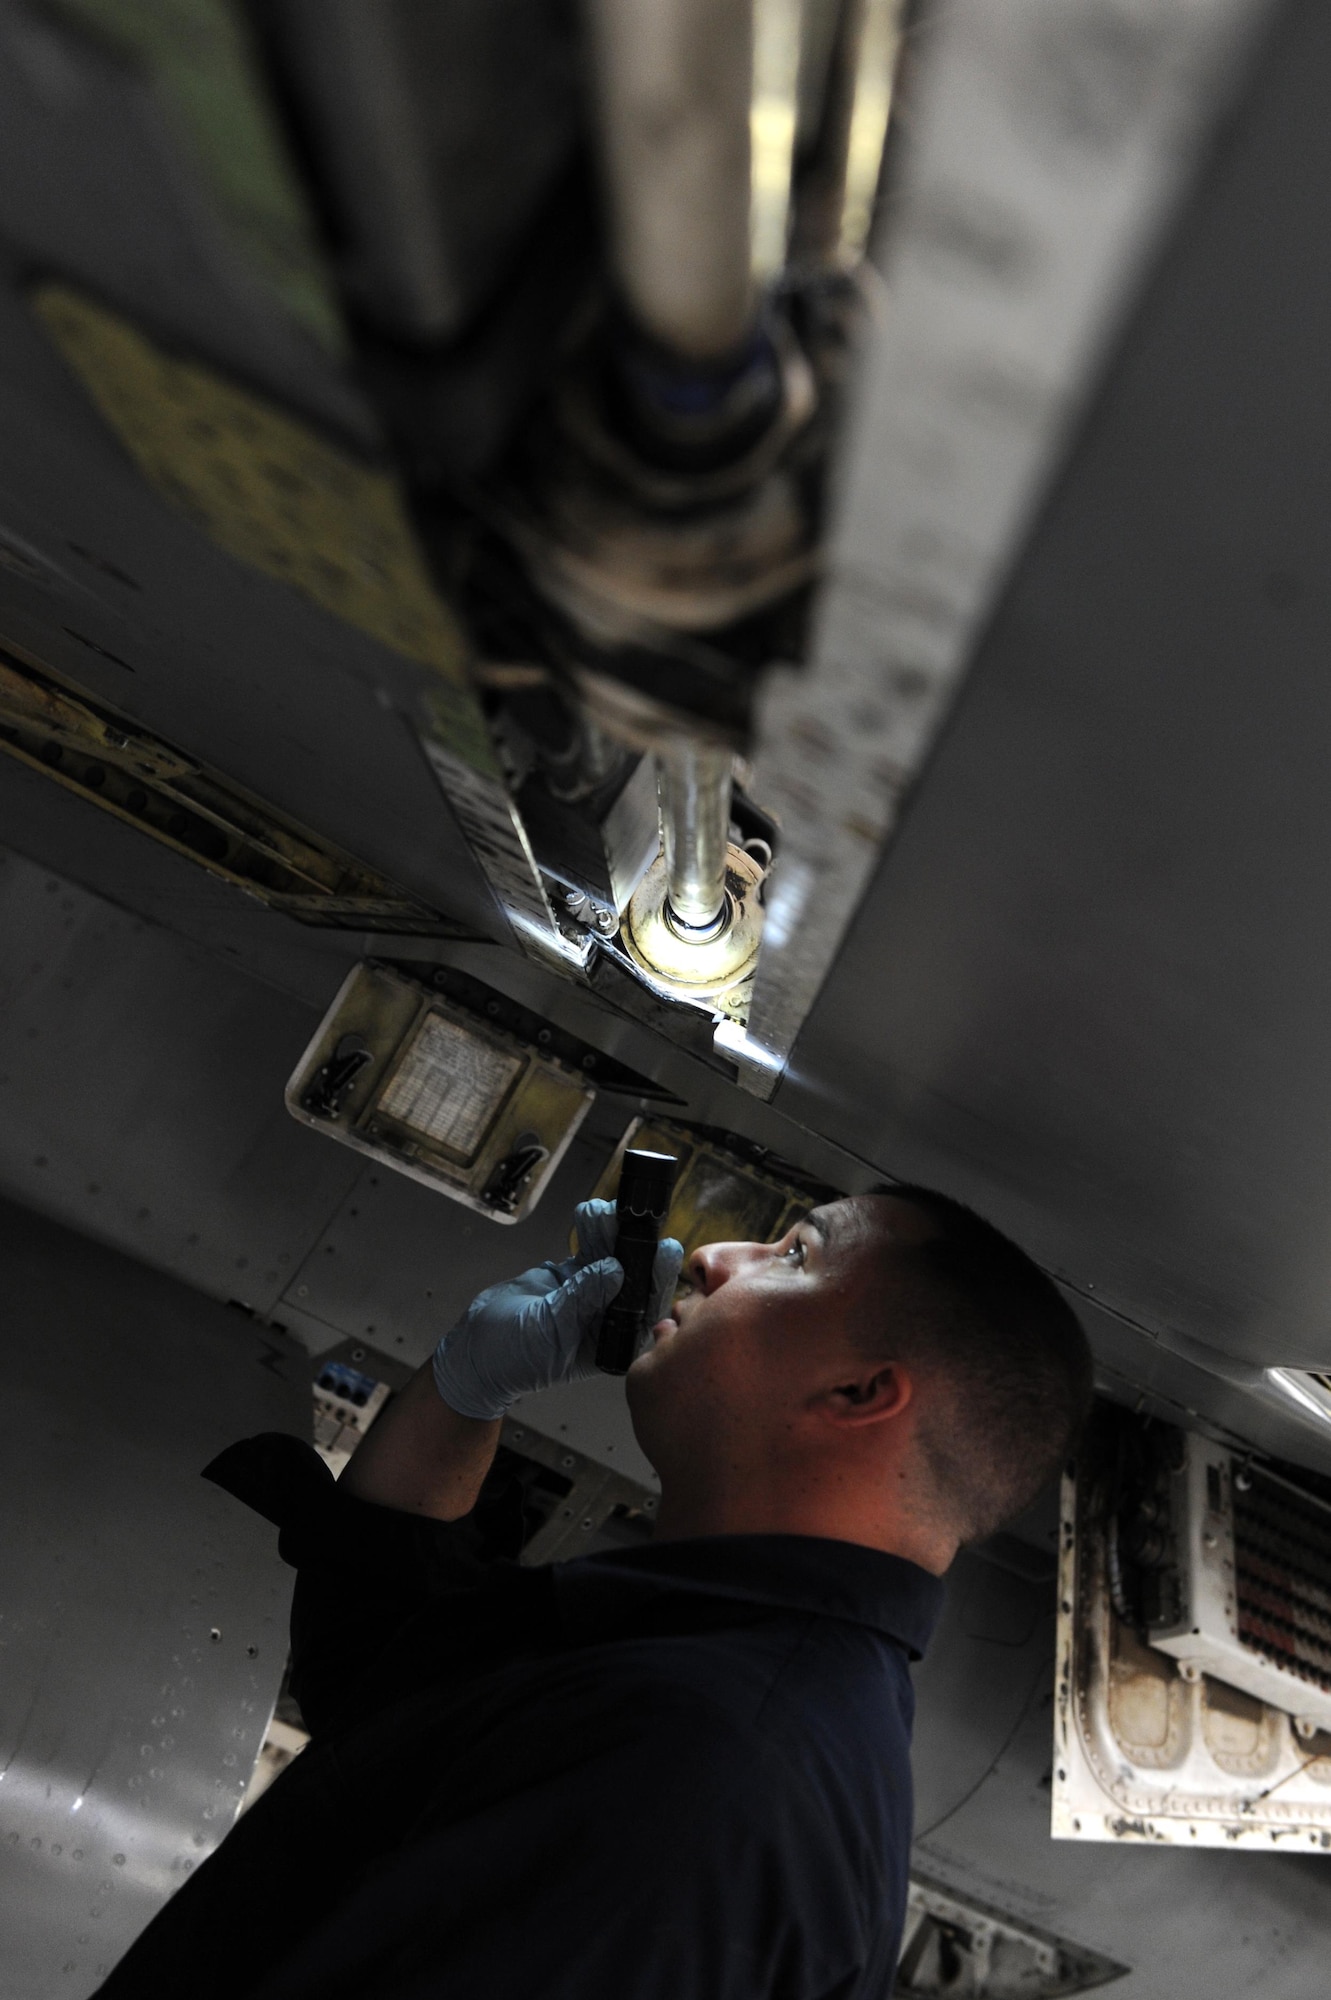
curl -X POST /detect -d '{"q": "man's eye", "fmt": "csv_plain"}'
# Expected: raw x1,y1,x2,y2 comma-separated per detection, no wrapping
781,1237,807,1267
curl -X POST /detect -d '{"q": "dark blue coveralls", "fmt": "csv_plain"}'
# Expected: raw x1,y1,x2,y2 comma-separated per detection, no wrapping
98,1433,943,2000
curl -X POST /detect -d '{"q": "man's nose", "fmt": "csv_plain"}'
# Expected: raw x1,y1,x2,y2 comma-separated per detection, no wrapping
688,1239,759,1292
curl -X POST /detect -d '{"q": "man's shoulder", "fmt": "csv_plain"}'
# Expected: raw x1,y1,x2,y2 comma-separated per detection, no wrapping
605,1601,912,1730
519,1619,911,1825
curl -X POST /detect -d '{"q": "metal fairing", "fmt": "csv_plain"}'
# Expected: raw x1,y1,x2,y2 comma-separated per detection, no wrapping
0,1197,306,1995
781,0,1331,1408
739,0,1280,1089
29,278,578,968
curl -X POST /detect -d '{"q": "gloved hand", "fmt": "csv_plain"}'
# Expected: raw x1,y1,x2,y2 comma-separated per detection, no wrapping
432,1199,685,1421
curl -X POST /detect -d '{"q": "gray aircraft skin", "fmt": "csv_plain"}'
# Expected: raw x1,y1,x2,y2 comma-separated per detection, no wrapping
2,2,1331,1994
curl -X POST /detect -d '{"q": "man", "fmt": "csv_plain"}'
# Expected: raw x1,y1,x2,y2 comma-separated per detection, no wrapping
98,1184,1092,1999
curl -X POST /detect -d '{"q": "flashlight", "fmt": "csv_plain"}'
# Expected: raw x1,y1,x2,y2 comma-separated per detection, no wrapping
595,1148,678,1375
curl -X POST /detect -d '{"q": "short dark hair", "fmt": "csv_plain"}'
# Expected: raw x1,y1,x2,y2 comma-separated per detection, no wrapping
857,1184,1093,1542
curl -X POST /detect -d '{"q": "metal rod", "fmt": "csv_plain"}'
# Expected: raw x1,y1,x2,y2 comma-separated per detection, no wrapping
583,0,755,360
657,742,733,933
787,0,868,269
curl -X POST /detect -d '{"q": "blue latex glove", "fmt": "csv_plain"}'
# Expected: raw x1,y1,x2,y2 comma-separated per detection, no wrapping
432,1199,685,1421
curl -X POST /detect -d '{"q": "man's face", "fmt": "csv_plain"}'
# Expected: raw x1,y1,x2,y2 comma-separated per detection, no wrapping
626,1194,933,1477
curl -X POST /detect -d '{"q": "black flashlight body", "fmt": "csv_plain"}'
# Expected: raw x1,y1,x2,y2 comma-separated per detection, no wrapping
595,1149,678,1375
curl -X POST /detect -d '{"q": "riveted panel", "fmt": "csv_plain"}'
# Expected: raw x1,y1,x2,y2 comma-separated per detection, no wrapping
0,1197,307,1996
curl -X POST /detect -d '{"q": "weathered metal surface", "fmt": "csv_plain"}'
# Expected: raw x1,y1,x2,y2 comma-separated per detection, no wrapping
0,1196,306,1997
735,0,1277,1091
0,639,457,932
1053,1442,1331,1850
0,847,363,1317
781,0,1331,1382
911,1538,1331,1997
898,1873,1126,1996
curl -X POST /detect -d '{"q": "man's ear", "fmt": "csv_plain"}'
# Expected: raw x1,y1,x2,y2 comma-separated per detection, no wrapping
820,1363,913,1429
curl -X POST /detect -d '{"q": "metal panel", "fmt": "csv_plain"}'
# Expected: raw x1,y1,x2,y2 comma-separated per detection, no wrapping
0,847,363,1315
1075,1291,1331,1482
275,1089,668,1484
0,0,575,957
898,1874,1126,1996
0,639,451,932
1053,1437,1331,1850
24,273,584,968
0,749,366,1011
284,960,599,1222
735,0,1277,1088
278,1100,666,1485
910,1543,1331,1999
780,0,1331,1379
505,1373,661,1494
0,1194,307,1999
277,1112,619,1360
0,276,502,942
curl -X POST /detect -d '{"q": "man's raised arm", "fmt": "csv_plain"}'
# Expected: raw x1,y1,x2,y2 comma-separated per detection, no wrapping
340,1366,504,1520
342,1199,682,1520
